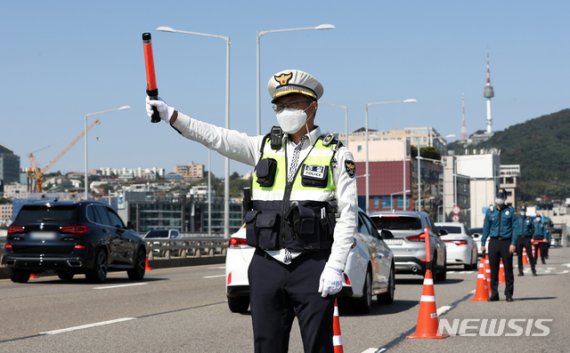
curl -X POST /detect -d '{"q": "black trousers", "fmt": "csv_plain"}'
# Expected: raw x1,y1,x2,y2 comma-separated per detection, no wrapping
534,241,548,264
248,249,334,353
489,238,514,297
516,237,536,273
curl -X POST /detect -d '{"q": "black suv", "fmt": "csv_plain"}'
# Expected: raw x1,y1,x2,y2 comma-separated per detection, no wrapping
3,200,147,283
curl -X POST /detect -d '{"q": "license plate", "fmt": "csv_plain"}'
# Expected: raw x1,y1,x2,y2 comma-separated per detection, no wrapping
385,239,404,246
30,232,56,240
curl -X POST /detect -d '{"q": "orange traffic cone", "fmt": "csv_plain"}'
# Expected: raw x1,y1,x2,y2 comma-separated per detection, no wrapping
522,248,529,265
29,273,38,279
484,255,491,295
145,255,152,271
332,298,344,353
499,260,506,284
407,269,449,339
471,257,490,302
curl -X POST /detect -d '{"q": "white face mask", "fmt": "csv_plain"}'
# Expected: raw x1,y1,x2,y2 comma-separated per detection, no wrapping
276,108,308,134
495,198,505,206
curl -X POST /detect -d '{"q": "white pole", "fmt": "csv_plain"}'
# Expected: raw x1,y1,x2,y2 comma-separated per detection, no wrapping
417,148,421,211
256,33,261,136
365,105,370,214
208,149,212,237
224,37,231,238
84,115,88,200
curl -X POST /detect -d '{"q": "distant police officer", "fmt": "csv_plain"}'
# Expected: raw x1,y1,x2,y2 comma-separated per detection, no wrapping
532,214,547,265
146,69,357,353
481,191,518,302
513,206,536,276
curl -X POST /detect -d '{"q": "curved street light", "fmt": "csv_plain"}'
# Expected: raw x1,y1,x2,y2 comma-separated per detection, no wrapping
84,105,130,200
364,99,416,213
156,25,231,238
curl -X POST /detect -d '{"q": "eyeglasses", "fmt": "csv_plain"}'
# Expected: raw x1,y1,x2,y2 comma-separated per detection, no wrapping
272,99,313,113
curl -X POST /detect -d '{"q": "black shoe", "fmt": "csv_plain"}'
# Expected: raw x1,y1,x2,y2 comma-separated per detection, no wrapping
489,295,499,302
532,270,537,276
518,272,524,276
506,296,514,302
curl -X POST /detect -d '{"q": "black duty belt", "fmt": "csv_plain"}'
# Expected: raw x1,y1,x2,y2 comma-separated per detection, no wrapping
492,236,511,241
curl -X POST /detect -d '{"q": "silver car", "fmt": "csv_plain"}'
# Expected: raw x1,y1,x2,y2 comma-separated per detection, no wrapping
368,211,448,282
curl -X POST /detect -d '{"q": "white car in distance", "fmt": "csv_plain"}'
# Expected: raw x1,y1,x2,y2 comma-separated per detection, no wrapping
225,209,396,314
435,222,478,270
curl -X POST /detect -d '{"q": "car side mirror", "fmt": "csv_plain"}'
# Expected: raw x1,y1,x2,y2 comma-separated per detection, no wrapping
380,229,394,239
126,221,135,230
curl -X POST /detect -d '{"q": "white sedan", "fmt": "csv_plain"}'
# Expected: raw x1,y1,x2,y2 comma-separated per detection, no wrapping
225,209,396,314
435,222,478,270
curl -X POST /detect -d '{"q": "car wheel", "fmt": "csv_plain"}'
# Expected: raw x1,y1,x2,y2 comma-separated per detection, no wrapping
227,296,250,313
58,271,75,281
464,251,477,271
86,249,108,283
377,265,395,305
127,248,146,281
435,257,447,282
353,269,372,314
10,269,31,283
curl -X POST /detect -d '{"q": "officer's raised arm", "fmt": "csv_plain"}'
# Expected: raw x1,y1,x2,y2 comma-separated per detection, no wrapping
145,96,260,166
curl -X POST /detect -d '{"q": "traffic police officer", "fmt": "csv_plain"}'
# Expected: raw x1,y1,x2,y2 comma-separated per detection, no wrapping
146,69,357,353
532,214,547,264
481,190,518,302
513,206,536,276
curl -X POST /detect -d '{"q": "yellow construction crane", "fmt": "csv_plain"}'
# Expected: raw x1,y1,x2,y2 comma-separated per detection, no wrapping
28,119,101,192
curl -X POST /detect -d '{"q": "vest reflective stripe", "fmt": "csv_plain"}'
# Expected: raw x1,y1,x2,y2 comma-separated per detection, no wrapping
252,137,337,202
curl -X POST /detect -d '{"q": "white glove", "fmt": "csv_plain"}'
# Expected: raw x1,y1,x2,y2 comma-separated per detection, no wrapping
318,265,343,298
146,96,175,123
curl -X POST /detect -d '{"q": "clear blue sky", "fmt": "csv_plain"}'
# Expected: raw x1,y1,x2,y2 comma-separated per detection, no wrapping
2,0,568,177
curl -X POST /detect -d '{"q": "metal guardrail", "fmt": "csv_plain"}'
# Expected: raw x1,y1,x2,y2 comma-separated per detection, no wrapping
0,235,228,267
144,237,228,259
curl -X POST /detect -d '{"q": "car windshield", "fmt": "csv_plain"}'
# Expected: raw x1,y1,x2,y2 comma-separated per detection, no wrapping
14,205,78,224
470,227,483,235
145,230,169,238
440,226,462,234
372,216,422,230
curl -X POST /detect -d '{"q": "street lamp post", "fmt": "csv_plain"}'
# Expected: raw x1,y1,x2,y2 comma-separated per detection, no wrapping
415,153,442,211
157,26,232,238
256,24,335,135
364,99,416,213
325,103,349,147
84,105,130,200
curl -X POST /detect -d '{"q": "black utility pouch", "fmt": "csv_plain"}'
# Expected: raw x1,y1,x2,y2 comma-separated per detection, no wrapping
287,203,319,249
301,165,329,188
255,158,278,187
255,213,280,250
244,210,260,247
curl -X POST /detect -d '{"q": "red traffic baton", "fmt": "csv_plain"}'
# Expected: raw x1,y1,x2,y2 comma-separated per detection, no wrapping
142,32,161,123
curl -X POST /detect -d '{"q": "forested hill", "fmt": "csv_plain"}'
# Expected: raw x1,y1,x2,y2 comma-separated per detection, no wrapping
448,108,570,201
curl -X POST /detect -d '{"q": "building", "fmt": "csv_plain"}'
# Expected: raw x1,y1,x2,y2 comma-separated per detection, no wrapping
499,164,520,208
346,137,443,220
456,152,501,228
442,156,471,225
3,183,29,200
174,163,205,180
127,197,242,235
0,145,20,184
0,203,13,226
343,126,448,156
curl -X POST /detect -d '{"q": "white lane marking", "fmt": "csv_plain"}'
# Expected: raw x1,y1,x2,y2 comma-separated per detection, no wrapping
547,267,556,270
40,318,135,335
361,349,386,353
93,283,148,290
437,305,452,316
203,274,226,279
470,289,476,294
544,270,551,274
563,263,570,268
557,270,569,274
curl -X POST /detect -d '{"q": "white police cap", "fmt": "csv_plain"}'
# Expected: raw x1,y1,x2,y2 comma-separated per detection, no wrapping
268,69,324,103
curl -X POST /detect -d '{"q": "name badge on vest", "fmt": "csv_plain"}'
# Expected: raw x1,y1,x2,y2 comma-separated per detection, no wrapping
301,165,328,188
